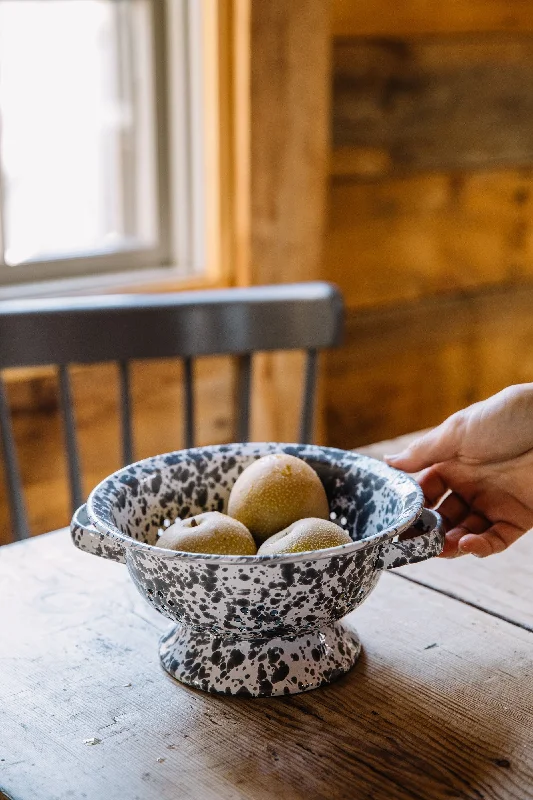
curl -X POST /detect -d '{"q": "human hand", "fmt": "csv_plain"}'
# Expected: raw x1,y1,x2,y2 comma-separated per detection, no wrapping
385,385,533,558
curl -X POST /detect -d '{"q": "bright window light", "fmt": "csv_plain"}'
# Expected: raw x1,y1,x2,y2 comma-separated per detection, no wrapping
0,0,208,290
0,0,160,267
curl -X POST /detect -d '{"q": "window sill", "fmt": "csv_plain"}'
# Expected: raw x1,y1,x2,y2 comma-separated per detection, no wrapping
0,264,225,301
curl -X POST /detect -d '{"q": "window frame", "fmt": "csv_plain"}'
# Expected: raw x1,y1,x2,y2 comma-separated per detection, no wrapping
0,0,213,293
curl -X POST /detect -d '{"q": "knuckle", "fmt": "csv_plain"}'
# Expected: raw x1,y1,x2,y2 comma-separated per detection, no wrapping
447,409,466,436
487,531,507,554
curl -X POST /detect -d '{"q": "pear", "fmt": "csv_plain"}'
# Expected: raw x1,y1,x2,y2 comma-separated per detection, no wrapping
257,518,352,555
157,511,256,555
228,454,329,543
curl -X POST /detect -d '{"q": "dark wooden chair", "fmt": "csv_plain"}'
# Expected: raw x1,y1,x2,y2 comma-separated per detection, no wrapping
0,282,343,541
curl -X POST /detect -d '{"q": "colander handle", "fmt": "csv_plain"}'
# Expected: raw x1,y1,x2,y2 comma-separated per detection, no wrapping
70,504,126,564
379,508,444,570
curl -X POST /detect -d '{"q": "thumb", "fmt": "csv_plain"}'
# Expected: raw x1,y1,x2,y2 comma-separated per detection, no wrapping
384,415,463,472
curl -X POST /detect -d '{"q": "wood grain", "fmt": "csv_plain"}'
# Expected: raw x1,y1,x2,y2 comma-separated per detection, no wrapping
326,18,533,450
324,297,474,448
249,350,307,444
333,38,533,174
239,0,330,444
326,170,533,310
2,530,533,799
400,533,533,632
247,0,329,287
325,284,533,448
331,0,533,36
357,433,533,632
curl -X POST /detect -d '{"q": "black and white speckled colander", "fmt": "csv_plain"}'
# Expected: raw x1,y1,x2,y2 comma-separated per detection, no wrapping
71,443,443,697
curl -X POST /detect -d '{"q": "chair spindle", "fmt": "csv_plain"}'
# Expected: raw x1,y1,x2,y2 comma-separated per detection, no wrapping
0,373,30,540
299,348,318,444
183,357,195,449
235,354,252,442
58,365,84,513
118,360,134,465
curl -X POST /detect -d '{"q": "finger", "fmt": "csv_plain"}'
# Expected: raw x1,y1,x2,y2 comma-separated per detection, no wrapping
384,414,463,472
457,522,526,558
438,513,490,558
417,467,449,506
436,492,470,530
440,531,465,558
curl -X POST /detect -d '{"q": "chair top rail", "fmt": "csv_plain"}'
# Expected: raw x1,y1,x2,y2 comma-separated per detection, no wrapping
0,282,343,368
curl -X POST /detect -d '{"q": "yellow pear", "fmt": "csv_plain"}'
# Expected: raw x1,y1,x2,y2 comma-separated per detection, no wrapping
228,454,329,543
157,511,256,555
257,518,352,555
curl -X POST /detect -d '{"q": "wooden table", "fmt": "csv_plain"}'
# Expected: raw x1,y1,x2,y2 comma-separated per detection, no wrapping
2,436,533,800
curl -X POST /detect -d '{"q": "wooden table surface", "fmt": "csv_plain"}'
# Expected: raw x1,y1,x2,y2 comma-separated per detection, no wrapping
2,435,533,800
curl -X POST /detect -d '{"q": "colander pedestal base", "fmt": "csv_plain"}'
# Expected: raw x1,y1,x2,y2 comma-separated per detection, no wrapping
159,620,361,697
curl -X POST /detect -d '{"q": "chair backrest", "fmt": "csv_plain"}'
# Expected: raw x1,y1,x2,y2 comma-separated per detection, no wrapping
0,281,343,540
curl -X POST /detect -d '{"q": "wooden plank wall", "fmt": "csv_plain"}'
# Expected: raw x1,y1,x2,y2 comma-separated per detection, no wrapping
325,0,533,447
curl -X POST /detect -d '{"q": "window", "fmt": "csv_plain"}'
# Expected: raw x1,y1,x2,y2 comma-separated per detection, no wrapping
0,0,210,290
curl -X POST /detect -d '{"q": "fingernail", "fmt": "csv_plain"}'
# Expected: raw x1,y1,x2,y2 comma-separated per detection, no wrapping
384,453,401,462
460,543,484,558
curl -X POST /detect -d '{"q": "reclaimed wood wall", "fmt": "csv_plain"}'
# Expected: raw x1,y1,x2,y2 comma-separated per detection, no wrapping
324,0,533,447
